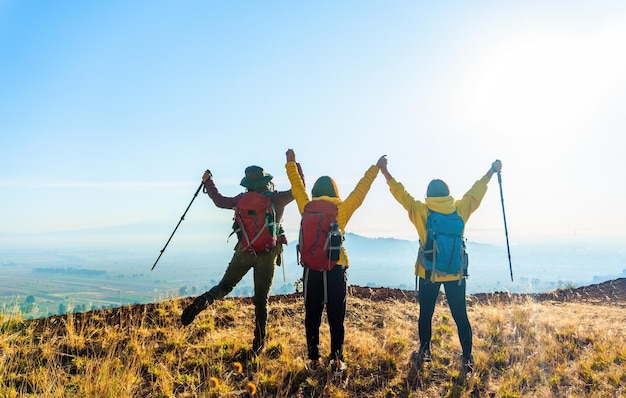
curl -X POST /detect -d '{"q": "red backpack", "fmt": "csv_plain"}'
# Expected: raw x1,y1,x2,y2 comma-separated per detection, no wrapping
233,191,277,254
297,200,342,271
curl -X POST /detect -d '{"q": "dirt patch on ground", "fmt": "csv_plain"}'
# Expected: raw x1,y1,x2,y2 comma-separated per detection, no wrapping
267,278,626,307
348,278,626,307
469,277,626,307
63,278,624,326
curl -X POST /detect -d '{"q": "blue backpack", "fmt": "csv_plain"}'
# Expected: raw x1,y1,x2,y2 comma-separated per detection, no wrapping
418,210,468,278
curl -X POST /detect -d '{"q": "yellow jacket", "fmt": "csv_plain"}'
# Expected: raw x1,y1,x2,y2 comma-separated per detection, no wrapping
386,176,490,281
286,161,380,268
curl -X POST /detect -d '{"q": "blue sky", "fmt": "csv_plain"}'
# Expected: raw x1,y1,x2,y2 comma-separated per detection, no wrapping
2,1,626,247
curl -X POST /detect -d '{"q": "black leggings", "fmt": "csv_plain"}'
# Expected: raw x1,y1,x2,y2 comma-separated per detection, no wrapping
418,277,472,358
303,266,347,361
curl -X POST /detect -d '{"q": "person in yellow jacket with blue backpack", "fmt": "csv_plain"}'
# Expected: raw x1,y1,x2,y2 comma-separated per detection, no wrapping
378,156,502,374
285,148,384,375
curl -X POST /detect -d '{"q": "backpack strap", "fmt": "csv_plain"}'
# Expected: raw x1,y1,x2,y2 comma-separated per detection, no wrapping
280,246,285,282
302,265,329,305
322,270,328,305
431,238,438,282
303,267,310,305
240,214,268,256
458,237,468,285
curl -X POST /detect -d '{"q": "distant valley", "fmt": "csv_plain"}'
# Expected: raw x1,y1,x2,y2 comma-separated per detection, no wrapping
1,229,625,319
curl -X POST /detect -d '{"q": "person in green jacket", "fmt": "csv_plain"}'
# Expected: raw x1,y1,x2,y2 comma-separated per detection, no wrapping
378,156,502,374
286,149,384,375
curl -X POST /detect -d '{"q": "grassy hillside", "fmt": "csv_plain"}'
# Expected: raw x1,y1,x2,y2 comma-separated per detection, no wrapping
1,280,625,397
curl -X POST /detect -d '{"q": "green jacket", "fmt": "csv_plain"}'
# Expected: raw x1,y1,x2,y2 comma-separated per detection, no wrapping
286,161,379,268
386,176,490,281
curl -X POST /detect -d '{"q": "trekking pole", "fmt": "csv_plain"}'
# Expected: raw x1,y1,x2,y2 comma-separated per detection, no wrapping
496,171,514,281
151,174,207,271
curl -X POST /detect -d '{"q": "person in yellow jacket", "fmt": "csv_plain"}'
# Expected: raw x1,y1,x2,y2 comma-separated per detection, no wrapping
285,148,384,375
378,156,502,374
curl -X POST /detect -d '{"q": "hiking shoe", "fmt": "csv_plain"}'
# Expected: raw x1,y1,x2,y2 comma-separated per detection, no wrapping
409,348,432,368
181,294,212,325
331,359,347,375
305,358,325,372
461,355,474,374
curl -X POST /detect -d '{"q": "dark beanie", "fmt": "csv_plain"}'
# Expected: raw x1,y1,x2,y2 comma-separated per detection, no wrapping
426,179,450,197
311,176,339,198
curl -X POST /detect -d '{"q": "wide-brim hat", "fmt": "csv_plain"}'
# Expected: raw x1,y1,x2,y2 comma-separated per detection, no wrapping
240,165,273,190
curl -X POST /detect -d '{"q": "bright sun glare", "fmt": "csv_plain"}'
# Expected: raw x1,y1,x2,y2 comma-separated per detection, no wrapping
462,23,626,149
445,20,626,241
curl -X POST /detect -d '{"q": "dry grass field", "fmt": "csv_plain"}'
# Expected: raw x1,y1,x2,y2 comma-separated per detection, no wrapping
1,279,625,397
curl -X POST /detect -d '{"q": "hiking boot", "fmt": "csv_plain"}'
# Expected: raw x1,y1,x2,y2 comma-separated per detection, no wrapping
305,358,325,372
409,347,432,368
181,294,212,326
331,359,347,375
461,354,474,374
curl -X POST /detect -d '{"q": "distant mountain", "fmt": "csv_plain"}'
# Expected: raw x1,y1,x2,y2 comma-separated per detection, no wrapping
2,226,625,320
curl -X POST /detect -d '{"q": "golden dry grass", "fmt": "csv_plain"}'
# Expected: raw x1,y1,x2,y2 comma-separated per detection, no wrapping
1,285,625,397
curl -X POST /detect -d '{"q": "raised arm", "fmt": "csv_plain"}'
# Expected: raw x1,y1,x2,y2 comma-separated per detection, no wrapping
201,169,240,209
485,159,502,180
338,156,384,224
285,149,310,213
455,159,504,221
377,155,392,181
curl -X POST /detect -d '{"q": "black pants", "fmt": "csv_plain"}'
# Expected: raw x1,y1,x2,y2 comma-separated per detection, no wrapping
303,265,347,361
418,277,472,358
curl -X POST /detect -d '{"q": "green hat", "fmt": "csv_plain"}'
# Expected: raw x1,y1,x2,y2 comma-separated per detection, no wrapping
240,166,273,190
312,176,340,198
